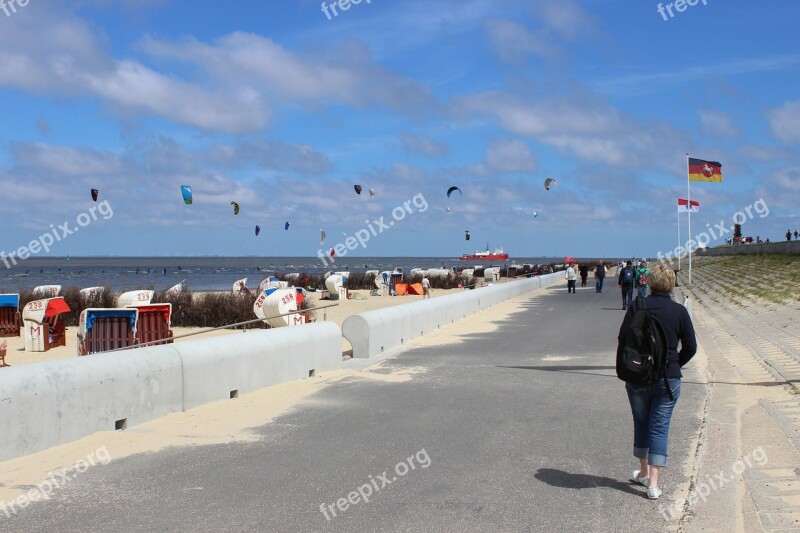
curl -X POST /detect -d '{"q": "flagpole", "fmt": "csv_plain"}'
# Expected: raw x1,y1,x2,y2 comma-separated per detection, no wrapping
677,196,681,272
686,153,692,285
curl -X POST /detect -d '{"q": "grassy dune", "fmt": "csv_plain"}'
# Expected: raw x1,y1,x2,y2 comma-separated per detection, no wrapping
679,254,800,305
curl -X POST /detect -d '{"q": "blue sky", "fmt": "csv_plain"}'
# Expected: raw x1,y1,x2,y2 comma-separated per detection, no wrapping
1,0,799,259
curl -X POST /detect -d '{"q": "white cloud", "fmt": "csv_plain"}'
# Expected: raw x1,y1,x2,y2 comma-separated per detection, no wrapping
464,138,538,176
454,91,686,167
699,110,740,139
767,101,800,143
399,133,449,156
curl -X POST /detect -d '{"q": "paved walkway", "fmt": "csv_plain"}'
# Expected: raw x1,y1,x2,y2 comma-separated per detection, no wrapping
0,282,721,532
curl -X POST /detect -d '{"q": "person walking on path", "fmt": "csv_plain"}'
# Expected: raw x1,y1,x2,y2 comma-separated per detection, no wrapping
787,229,792,242
565,263,577,293
618,264,697,500
618,260,635,309
635,261,650,299
579,264,589,287
422,275,431,299
594,261,606,293
795,229,799,240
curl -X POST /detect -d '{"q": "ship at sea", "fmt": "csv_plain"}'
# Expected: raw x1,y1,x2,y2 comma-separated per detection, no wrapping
459,245,509,261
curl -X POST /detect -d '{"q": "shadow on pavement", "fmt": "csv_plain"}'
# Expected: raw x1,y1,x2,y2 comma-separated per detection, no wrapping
534,468,643,496
499,366,791,388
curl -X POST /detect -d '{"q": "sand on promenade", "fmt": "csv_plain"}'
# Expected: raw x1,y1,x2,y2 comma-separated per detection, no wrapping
0,283,497,367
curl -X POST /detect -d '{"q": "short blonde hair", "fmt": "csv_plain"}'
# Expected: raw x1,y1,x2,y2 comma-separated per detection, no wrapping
648,264,675,293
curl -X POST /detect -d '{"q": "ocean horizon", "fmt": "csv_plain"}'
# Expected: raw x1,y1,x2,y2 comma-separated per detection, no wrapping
0,255,617,293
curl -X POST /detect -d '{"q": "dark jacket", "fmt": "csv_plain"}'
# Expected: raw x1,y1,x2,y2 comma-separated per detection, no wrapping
595,265,605,278
617,292,697,378
618,266,635,286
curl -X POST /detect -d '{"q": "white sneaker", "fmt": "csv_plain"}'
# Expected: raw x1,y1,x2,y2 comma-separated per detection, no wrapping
631,469,649,486
647,487,662,500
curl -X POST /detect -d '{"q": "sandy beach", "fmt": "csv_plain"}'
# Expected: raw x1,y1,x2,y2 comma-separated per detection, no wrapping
1,285,478,367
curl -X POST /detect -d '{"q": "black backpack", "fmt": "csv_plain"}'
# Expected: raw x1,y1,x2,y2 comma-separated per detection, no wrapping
616,297,672,399
621,267,634,285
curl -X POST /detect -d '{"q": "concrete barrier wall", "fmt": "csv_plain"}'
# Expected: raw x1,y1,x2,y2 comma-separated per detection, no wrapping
343,273,563,359
0,345,183,462
178,322,342,410
0,322,342,462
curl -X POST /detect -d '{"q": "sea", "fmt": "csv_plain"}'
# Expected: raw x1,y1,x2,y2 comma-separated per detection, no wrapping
0,256,567,293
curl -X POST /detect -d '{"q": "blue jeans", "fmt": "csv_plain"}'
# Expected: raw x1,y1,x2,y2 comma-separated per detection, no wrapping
595,277,604,293
625,378,681,467
637,285,649,299
621,285,633,307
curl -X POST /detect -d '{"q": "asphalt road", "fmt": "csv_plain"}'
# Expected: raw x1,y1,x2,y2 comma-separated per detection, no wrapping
3,281,706,532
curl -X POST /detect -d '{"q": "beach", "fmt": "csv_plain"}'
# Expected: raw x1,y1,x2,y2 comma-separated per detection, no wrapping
1,285,474,367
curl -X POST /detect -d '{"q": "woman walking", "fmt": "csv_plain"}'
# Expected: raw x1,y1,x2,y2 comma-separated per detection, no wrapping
618,264,697,499
565,263,577,293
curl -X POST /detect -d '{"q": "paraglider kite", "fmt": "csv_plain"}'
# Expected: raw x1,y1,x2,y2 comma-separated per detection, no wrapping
284,221,290,231
255,225,261,236
320,229,326,245
231,201,240,215
447,186,462,198
446,207,452,214
90,189,99,202
181,185,192,205
368,188,376,198
354,184,363,195
465,230,471,241
544,178,558,191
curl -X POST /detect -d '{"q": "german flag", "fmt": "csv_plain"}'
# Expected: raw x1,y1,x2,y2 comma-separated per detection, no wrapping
688,157,722,182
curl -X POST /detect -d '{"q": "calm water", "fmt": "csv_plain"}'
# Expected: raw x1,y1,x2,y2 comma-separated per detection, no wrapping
0,256,565,293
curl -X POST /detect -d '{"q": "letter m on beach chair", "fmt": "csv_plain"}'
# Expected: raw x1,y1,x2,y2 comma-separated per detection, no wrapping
78,308,138,356
0,294,21,337
128,303,173,347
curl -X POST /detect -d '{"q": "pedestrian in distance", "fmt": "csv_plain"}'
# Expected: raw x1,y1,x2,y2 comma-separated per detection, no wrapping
579,263,589,287
787,229,792,242
617,264,697,500
565,263,577,293
422,275,431,299
594,260,606,293
618,260,635,309
635,261,650,299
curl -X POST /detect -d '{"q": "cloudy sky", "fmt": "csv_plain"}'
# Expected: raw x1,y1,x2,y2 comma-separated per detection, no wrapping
1,0,798,259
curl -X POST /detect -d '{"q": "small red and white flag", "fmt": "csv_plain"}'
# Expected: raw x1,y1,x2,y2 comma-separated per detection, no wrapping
677,198,700,213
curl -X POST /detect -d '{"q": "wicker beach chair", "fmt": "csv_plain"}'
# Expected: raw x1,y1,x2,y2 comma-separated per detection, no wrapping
78,308,138,356
21,297,71,352
0,294,21,337
128,303,173,347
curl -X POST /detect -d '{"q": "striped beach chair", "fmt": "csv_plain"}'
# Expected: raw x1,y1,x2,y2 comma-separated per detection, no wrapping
0,294,21,337
78,308,138,356
127,303,173,347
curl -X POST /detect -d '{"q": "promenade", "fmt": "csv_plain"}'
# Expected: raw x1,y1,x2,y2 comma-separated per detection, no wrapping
1,278,796,531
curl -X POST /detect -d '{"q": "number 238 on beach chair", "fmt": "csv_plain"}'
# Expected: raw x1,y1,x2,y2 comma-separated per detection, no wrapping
22,297,71,352
0,294,21,337
78,308,138,356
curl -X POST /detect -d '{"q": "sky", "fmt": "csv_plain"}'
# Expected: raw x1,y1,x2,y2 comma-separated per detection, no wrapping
1,0,799,260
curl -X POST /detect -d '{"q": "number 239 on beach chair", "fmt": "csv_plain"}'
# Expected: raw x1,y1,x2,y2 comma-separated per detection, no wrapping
78,308,138,356
0,294,21,337
22,297,71,352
